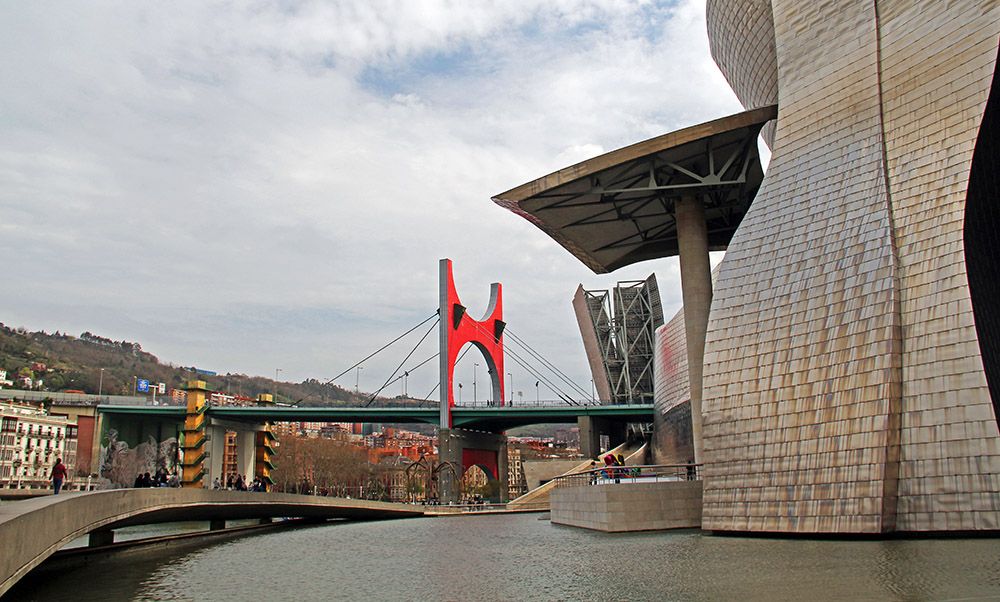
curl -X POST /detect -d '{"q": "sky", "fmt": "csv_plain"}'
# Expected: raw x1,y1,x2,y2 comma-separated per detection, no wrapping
1,0,745,401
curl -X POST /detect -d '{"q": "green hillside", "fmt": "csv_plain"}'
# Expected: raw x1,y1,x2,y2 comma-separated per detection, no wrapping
0,322,368,406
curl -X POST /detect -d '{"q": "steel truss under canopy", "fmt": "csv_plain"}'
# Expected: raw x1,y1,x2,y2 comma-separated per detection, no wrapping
493,105,777,273
578,275,664,405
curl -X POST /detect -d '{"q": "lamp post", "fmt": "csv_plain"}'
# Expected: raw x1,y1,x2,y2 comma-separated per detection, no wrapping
591,379,595,403
508,372,513,405
98,368,104,397
274,368,282,403
355,366,363,393
458,382,463,404
473,363,479,404
535,381,539,403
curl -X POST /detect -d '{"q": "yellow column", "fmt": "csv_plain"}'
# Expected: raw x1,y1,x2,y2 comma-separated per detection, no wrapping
254,394,276,491
181,380,210,488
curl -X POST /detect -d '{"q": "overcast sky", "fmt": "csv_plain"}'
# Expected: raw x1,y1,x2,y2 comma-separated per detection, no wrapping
1,0,744,400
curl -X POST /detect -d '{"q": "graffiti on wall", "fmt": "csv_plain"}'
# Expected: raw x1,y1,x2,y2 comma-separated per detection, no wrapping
100,429,178,487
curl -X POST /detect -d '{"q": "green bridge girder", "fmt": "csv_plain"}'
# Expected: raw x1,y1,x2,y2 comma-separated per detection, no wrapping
97,404,654,431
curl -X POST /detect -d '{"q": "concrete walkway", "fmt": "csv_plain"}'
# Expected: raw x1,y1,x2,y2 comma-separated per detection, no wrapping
0,489,424,596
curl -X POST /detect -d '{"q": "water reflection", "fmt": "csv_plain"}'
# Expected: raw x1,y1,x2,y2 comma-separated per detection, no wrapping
9,514,1000,601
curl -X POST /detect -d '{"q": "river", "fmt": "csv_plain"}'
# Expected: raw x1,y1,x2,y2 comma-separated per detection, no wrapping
9,513,1000,601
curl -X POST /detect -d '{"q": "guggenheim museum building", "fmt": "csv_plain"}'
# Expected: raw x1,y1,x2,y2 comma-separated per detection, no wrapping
495,0,1000,534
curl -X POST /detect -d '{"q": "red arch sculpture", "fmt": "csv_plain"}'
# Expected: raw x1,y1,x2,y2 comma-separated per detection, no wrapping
438,258,505,428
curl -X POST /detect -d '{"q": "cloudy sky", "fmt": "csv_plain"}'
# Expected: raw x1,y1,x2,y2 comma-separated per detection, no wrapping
1,0,744,400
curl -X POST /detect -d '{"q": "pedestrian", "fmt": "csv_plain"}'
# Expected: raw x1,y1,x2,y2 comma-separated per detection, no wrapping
603,454,617,482
212,477,221,490
50,458,68,494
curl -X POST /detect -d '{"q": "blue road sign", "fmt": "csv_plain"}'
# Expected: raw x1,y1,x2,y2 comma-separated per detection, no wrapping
137,379,149,393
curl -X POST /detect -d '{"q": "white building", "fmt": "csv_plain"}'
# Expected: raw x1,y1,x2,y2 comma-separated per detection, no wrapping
0,402,78,489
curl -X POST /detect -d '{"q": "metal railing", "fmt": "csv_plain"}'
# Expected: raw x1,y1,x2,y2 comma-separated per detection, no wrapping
552,464,702,488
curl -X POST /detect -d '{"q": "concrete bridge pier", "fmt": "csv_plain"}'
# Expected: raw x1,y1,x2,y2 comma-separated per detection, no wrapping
205,420,265,487
437,428,508,504
578,416,627,460
88,529,114,547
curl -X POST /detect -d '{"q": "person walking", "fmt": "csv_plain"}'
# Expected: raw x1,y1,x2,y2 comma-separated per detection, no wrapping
50,458,68,494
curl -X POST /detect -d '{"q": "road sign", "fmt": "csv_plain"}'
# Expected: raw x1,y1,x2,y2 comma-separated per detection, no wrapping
137,379,149,393
158,383,166,395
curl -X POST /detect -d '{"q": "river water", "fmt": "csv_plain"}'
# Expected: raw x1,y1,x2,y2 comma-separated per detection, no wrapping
9,513,1000,601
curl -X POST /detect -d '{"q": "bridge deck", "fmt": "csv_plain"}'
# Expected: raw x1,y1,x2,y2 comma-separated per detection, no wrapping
97,403,654,430
0,489,424,596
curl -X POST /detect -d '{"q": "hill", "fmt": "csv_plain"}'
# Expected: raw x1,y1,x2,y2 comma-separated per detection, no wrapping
0,322,379,406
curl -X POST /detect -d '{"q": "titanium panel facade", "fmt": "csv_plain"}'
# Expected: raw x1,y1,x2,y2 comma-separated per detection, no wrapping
702,0,1000,533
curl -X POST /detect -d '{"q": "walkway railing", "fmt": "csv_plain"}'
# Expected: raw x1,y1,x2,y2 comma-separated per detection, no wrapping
552,464,702,488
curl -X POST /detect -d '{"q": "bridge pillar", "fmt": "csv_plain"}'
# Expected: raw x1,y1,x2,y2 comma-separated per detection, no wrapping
578,416,627,459
206,423,226,487
438,428,509,504
181,380,210,488
236,430,255,481
88,529,114,547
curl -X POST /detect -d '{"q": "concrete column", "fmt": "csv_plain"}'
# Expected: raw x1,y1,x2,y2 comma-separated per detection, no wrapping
675,195,713,465
437,427,508,503
237,429,256,481
88,529,114,547
498,438,510,503
577,416,627,459
207,423,226,487
437,428,461,504
578,416,602,459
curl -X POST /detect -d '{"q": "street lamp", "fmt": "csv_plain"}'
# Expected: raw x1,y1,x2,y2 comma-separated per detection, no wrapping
535,381,539,403
274,368,282,402
98,368,104,397
508,372,513,405
591,379,595,403
458,382,463,404
473,363,479,404
355,366,364,393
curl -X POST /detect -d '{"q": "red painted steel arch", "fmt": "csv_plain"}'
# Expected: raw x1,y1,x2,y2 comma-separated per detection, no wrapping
439,259,505,428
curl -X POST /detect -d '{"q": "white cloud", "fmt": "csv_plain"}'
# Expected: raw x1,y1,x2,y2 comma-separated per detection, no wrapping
0,0,742,397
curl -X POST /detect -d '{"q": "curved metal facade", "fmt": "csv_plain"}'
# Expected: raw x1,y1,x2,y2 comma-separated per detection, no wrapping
702,0,1000,533
705,0,778,146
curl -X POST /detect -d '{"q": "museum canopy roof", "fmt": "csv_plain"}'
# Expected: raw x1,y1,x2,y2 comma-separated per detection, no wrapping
492,104,777,273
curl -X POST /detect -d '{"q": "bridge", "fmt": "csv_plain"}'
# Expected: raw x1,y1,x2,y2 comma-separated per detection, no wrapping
0,488,424,596
97,401,654,431
89,260,655,504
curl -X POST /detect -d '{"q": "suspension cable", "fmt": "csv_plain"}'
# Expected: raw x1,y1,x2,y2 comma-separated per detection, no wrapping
505,328,592,400
365,317,440,406
323,311,439,386
420,343,474,403
375,352,439,392
466,320,582,405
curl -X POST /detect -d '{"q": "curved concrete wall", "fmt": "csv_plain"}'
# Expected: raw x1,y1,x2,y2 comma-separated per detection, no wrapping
701,0,1000,533
0,490,422,595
